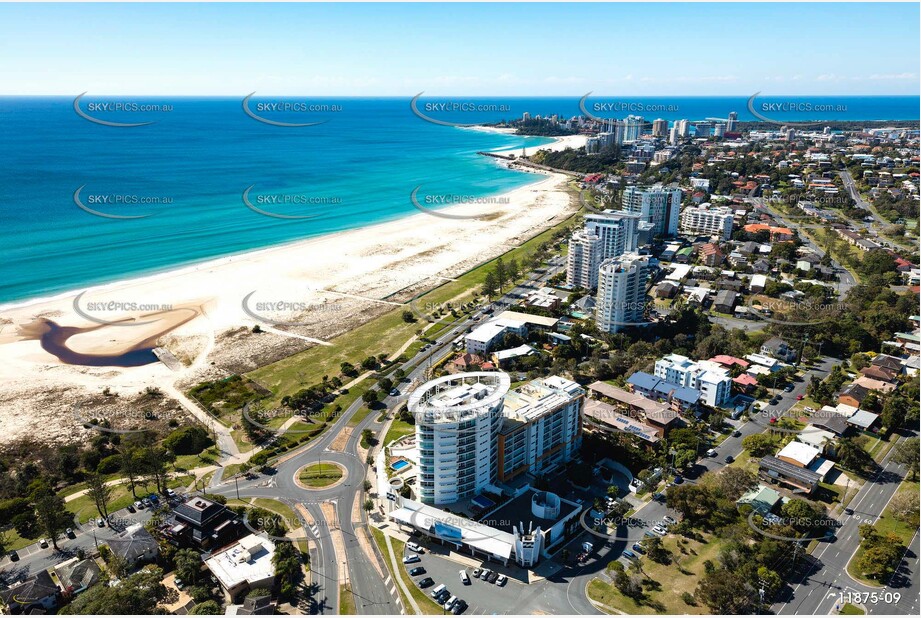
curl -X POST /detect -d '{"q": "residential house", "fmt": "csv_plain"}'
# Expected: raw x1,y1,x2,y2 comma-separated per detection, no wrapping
713,290,738,314
107,523,160,569
838,383,870,409
758,456,821,495
54,557,102,598
760,337,798,363
165,496,244,550
0,571,59,614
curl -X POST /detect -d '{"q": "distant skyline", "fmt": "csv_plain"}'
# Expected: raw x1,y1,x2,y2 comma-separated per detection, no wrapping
0,2,918,96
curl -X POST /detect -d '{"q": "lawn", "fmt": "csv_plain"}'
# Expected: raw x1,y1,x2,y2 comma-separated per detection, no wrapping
847,480,920,584
587,532,724,614
339,585,357,614
383,418,416,447
369,527,444,615
840,602,865,615
245,211,578,405
299,462,344,487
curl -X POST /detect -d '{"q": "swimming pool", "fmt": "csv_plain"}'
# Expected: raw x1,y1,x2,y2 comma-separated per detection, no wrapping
391,459,411,471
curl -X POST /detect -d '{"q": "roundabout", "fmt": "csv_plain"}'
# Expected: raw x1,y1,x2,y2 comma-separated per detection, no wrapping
295,460,347,489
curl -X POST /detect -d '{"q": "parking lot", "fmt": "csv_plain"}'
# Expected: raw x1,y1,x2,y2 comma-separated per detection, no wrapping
399,539,528,615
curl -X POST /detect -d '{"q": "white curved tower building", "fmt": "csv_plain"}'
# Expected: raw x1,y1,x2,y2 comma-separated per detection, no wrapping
410,372,511,505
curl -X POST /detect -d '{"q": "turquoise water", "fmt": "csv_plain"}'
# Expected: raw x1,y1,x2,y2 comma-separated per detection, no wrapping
391,459,411,471
1,95,916,305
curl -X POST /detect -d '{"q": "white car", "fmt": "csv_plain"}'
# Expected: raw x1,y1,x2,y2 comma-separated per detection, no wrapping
407,542,425,554
651,526,667,535
459,570,470,585
496,574,508,586
443,596,458,611
403,554,421,564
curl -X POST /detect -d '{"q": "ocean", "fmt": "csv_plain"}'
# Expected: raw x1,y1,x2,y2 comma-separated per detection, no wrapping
1,95,917,305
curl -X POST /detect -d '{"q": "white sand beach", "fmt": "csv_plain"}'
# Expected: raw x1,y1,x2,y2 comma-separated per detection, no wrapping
0,155,580,445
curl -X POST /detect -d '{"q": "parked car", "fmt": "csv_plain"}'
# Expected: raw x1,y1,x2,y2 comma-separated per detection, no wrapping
418,577,435,588
175,577,185,590
459,570,470,585
706,449,717,457
430,584,447,599
409,567,426,576
126,504,136,513
496,574,507,587
479,569,492,580
796,394,804,400
643,530,656,538
66,528,74,538
435,590,451,604
135,500,145,510
651,526,667,536
443,596,458,611
407,542,425,554
784,384,794,392
471,568,481,578
403,554,421,564
97,518,106,527
663,516,676,524
487,571,499,583
673,475,683,484
652,492,666,502
725,455,734,464
7,550,19,561
451,600,468,614
632,543,645,554
623,550,637,560
39,539,48,548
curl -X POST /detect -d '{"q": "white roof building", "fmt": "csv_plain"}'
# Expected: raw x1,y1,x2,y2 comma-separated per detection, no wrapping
205,534,276,597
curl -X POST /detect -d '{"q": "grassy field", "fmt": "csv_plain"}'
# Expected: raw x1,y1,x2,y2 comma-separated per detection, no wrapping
847,480,920,584
65,475,191,524
299,462,344,487
587,532,724,614
369,528,444,615
245,211,578,404
339,586,357,614
383,418,416,447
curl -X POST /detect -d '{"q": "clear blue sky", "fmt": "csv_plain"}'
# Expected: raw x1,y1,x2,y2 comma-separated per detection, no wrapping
0,2,918,96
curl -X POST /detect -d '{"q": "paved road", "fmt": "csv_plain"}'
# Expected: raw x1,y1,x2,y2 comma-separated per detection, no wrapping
774,432,917,615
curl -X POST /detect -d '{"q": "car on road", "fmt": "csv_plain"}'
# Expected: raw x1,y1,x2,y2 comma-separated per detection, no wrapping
451,600,468,614
706,448,717,457
632,543,645,554
39,539,48,548
732,430,741,437
407,542,425,554
459,570,470,585
724,455,734,464
471,568,481,578
403,554,421,564
409,567,426,576
784,384,794,392
487,571,499,583
496,574,507,586
418,577,435,588
390,388,400,396
796,394,804,400
844,507,854,515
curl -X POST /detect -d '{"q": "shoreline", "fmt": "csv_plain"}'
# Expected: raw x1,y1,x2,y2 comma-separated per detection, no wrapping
0,130,584,314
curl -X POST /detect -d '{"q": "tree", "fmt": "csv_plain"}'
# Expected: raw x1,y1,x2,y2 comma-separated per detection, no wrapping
888,491,919,525
401,310,416,323
273,541,301,600
174,548,203,585
33,492,71,550
189,601,222,615
696,570,753,613
892,438,920,481
63,566,174,614
120,448,144,499
714,467,757,501
362,390,378,405
163,425,214,455
363,498,374,512
643,536,671,564
837,438,876,475
85,472,113,520
742,434,776,457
